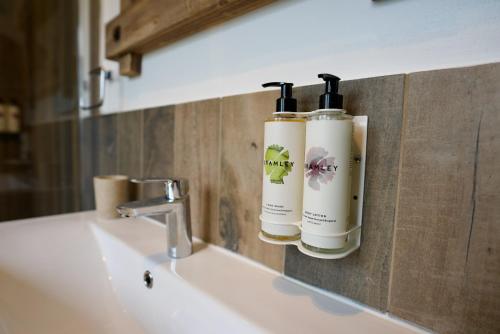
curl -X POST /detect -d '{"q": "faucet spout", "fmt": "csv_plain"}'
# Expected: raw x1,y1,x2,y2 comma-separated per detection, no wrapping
116,178,193,259
117,197,175,218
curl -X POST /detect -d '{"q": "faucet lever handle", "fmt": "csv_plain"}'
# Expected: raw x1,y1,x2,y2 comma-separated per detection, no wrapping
131,178,189,201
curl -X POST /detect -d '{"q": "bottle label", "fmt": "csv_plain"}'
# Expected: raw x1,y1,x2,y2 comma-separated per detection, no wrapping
304,146,339,190
263,144,295,184
261,121,305,224
302,119,352,237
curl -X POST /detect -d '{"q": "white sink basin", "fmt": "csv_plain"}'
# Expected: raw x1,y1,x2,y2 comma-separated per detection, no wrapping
0,212,425,334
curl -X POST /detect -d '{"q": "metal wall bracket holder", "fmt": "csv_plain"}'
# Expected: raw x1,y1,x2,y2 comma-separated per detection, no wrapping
259,115,368,259
79,67,112,111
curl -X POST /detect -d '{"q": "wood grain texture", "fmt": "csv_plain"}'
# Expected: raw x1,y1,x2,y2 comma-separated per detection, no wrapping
54,120,78,187
53,120,80,211
284,75,407,310
142,106,175,198
116,110,143,200
23,123,55,216
79,117,98,210
28,120,79,216
173,99,220,243
117,110,143,178
81,111,139,210
389,64,500,334
81,114,119,209
220,91,284,271
105,0,275,61
97,114,118,176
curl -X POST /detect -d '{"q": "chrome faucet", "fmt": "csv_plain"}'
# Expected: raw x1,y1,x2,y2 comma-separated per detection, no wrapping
116,178,192,259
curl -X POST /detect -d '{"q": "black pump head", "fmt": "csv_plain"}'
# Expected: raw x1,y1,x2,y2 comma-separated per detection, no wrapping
318,73,343,109
262,82,297,112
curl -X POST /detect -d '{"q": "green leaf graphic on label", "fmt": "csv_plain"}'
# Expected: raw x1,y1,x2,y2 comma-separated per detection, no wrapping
264,145,293,184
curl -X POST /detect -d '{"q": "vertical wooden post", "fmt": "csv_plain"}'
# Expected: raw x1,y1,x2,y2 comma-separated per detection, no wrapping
119,53,142,77
118,0,142,77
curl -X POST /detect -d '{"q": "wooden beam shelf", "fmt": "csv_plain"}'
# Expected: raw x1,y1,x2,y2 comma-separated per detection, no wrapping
106,0,275,77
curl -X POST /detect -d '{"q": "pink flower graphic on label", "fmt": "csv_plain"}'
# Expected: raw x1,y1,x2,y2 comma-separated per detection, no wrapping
304,147,337,191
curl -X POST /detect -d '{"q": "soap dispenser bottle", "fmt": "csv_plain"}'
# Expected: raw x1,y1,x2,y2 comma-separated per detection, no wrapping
301,74,353,253
260,82,305,241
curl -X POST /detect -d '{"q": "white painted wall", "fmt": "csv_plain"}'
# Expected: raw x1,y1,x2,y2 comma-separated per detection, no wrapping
95,0,500,114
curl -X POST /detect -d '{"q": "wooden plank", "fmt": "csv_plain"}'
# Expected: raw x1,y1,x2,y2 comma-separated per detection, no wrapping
116,110,143,178
389,63,500,333
219,90,285,271
173,99,221,244
141,106,175,198
105,0,274,60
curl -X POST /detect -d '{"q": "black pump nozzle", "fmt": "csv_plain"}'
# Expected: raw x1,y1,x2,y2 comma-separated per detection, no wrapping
318,73,343,109
262,82,297,112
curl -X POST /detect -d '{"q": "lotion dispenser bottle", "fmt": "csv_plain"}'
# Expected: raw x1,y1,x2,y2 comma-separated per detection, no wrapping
260,82,305,241
301,74,353,253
